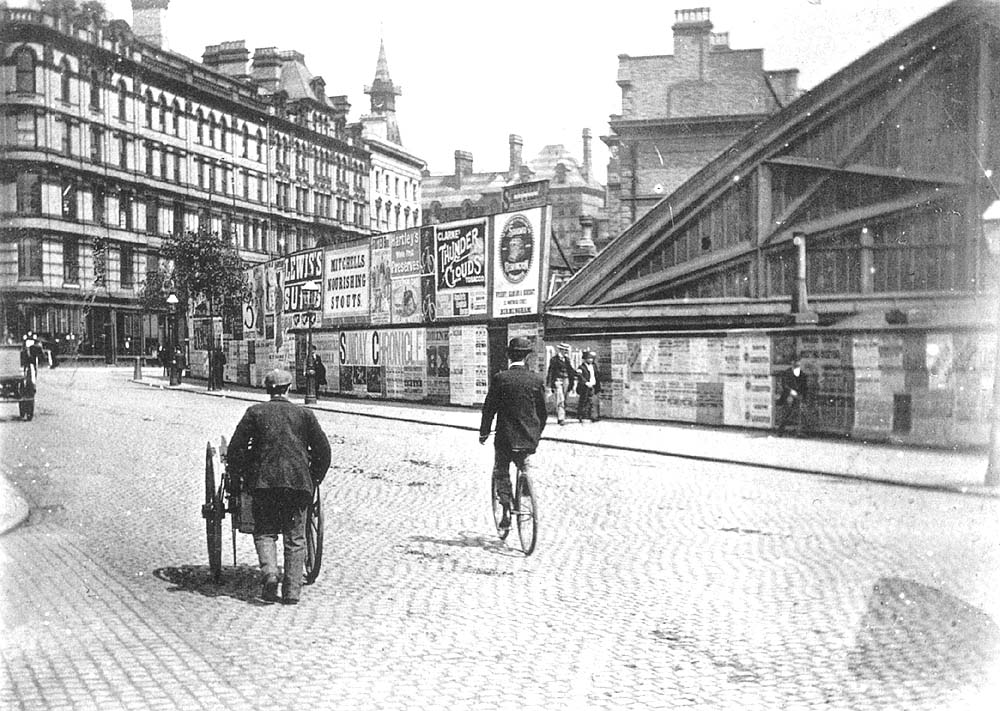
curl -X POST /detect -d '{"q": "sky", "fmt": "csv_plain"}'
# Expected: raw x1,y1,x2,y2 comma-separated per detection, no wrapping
94,0,954,181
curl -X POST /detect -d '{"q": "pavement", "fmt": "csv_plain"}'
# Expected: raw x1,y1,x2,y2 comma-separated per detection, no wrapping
0,370,992,539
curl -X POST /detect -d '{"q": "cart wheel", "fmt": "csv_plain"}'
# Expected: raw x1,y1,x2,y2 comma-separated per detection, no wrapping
304,486,323,585
203,441,224,583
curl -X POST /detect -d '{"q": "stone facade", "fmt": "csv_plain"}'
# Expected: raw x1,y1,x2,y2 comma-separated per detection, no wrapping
604,7,798,237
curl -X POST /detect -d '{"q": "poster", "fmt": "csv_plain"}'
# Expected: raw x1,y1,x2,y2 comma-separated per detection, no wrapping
390,228,423,324
323,244,369,320
425,327,450,403
492,208,544,318
338,329,384,397
369,234,392,325
434,219,487,319
381,327,426,400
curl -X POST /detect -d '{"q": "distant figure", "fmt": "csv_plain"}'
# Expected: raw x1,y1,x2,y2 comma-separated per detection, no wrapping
308,345,327,397
776,359,808,435
479,338,548,533
211,347,227,389
576,350,601,423
227,369,331,605
546,342,576,425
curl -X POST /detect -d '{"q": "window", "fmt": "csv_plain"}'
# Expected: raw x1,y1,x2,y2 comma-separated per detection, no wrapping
159,96,167,132
14,48,35,93
173,202,185,235
256,130,264,162
145,142,155,176
18,234,42,279
242,125,249,158
160,149,168,179
117,81,127,120
118,135,128,169
220,118,228,152
63,235,80,284
89,69,100,109
210,115,218,148
119,190,133,230
90,125,102,163
146,197,159,234
145,91,154,127
61,119,74,157
16,173,42,214
120,243,134,288
174,153,182,184
196,111,204,144
59,59,72,102
172,101,181,135
62,180,77,220
93,185,106,225
16,113,36,147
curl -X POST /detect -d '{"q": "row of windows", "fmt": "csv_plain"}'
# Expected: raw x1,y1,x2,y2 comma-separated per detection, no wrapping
373,169,419,202
17,233,133,287
12,47,364,179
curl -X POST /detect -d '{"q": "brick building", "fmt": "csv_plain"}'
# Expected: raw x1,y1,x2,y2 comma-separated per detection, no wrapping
0,0,370,358
604,7,799,237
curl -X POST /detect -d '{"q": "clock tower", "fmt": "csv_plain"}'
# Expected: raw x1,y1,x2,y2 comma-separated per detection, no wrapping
364,40,402,145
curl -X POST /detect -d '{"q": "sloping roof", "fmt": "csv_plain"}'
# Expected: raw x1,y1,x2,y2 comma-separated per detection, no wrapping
525,144,604,192
278,51,317,101
548,0,999,309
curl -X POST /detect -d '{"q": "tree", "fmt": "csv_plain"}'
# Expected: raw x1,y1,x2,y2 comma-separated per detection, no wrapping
140,230,250,389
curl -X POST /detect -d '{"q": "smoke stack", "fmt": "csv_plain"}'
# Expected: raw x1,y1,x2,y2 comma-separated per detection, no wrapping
454,150,473,187
132,0,170,49
202,41,250,80
508,134,523,177
582,128,592,181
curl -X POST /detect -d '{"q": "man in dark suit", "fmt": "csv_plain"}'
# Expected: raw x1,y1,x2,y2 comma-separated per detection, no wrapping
479,337,548,532
776,359,809,435
228,369,331,604
576,350,601,423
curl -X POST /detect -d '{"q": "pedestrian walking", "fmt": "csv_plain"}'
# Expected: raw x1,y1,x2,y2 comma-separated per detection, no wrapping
776,359,809,435
308,345,327,397
227,369,331,605
546,342,576,425
479,337,548,533
576,350,601,423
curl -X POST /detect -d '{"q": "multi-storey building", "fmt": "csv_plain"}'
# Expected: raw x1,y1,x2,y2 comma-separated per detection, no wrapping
0,0,370,359
421,131,607,287
357,40,424,233
604,7,799,237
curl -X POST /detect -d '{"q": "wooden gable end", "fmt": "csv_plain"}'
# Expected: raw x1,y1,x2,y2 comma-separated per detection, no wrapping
548,0,999,309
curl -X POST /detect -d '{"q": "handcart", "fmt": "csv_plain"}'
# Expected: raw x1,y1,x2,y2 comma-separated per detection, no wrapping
0,344,35,421
201,437,323,584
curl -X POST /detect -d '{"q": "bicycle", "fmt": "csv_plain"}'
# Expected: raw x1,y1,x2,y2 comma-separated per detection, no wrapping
490,457,538,556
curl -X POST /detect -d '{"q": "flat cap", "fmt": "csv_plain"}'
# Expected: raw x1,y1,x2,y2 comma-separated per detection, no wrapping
264,369,292,388
508,337,532,352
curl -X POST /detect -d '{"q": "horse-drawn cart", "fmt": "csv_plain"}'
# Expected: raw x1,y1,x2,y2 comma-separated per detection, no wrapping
201,437,323,584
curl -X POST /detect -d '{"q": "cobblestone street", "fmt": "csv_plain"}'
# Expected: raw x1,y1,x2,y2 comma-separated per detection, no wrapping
1,369,998,710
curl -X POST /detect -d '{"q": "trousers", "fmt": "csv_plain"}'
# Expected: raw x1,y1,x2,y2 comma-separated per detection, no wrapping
492,449,535,507
552,377,571,423
252,488,310,600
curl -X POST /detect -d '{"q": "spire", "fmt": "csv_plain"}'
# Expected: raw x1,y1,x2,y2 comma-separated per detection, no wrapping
364,37,403,145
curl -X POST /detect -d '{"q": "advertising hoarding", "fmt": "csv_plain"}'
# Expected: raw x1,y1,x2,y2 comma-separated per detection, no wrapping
435,219,487,319
324,244,369,320
491,207,544,318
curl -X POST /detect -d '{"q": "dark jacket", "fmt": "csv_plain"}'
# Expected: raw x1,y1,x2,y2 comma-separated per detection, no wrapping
546,353,576,389
228,396,332,493
311,354,327,386
480,365,548,453
577,361,601,393
779,366,808,404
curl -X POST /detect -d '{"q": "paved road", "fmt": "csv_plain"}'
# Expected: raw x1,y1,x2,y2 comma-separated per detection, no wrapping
1,368,998,710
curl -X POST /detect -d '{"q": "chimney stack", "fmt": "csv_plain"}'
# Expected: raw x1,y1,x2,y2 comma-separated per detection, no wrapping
573,216,598,267
672,7,713,79
131,0,170,49
455,150,473,187
508,134,523,177
250,47,282,94
203,40,250,80
581,128,592,181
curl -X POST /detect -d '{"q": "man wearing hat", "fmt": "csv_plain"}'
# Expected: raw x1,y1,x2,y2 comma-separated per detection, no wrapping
546,342,576,425
479,337,548,532
228,369,331,604
576,350,601,423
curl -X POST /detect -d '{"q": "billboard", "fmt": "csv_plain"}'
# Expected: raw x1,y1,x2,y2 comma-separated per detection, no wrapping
390,228,424,324
434,219,488,319
338,328,383,396
491,207,544,317
324,244,369,320
282,249,323,329
370,234,392,325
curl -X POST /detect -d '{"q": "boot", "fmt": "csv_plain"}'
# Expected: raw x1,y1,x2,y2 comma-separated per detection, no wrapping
254,536,281,602
282,547,306,604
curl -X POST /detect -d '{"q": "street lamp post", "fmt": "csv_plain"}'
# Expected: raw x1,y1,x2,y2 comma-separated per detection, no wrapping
301,280,320,405
167,293,180,386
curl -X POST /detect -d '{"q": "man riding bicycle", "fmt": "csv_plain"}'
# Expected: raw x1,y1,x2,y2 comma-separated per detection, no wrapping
479,337,548,532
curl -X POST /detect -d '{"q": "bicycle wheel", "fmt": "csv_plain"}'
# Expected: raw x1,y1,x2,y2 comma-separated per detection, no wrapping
514,469,537,556
490,475,510,541
304,486,323,584
203,442,224,582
